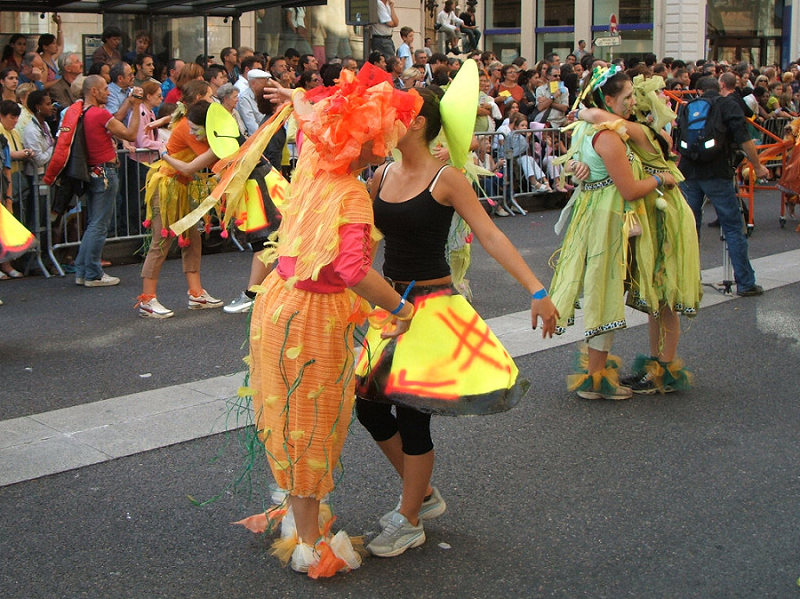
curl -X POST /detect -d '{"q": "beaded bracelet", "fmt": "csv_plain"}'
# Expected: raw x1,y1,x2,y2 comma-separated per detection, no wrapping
531,288,548,300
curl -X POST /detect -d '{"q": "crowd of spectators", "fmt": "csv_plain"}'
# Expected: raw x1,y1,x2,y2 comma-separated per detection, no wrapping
0,12,797,281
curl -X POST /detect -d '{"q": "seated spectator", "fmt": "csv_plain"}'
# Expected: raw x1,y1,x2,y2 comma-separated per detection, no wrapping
458,5,481,52
436,0,464,54
18,52,45,91
49,52,82,110
124,31,152,65
133,54,159,87
497,112,550,192
1,35,27,72
238,68,269,136
92,26,123,67
474,133,504,201
37,15,64,91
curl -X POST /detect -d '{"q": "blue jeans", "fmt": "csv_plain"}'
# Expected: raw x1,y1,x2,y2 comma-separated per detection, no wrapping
75,167,118,281
680,177,756,292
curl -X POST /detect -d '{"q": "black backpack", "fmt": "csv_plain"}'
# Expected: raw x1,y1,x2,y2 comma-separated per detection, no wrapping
677,95,727,162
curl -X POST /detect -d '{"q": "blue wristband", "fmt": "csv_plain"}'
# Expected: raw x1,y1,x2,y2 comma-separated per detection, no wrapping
390,298,406,315
652,174,662,187
531,288,548,300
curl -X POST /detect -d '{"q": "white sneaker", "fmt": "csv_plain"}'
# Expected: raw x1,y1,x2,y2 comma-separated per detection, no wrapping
223,291,253,314
379,486,447,528
75,277,84,285
495,206,510,217
188,289,223,310
367,512,425,557
84,273,120,287
137,296,175,319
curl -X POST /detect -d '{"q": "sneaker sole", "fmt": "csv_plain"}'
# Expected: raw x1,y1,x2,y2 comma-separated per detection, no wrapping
84,280,119,287
577,390,632,400
223,304,252,314
188,302,223,310
138,309,174,319
631,386,659,395
368,530,426,558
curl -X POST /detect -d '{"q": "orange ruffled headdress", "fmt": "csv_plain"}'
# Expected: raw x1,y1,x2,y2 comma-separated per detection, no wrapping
297,62,423,175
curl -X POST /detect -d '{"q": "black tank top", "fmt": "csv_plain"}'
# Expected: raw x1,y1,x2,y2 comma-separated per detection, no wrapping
373,164,455,281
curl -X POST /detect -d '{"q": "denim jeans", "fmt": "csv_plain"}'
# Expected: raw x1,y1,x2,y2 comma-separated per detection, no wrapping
680,177,756,292
75,167,118,281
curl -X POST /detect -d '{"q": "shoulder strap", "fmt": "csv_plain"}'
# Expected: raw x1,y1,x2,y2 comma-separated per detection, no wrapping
376,162,393,195
428,165,450,193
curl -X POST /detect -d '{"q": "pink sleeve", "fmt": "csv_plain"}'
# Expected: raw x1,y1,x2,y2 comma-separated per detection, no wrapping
136,108,165,151
331,223,372,287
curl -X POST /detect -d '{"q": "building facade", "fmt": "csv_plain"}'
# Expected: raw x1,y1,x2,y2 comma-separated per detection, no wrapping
1,0,797,71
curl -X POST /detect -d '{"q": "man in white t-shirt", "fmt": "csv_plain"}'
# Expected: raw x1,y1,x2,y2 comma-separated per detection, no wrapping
436,0,464,54
372,0,398,61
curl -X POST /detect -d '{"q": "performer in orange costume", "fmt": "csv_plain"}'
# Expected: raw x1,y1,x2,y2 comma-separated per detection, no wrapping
240,64,423,577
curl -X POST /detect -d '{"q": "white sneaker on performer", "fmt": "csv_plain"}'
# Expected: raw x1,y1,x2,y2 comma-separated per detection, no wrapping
187,289,223,310
367,511,425,558
379,486,447,528
137,296,175,319
223,291,254,314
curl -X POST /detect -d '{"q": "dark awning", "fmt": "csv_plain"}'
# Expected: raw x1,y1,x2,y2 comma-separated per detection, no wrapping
0,0,325,18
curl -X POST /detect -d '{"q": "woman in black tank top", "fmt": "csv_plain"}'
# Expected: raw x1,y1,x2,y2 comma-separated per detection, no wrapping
355,86,559,558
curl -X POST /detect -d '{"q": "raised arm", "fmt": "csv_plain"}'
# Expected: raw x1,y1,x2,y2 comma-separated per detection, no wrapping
438,167,558,335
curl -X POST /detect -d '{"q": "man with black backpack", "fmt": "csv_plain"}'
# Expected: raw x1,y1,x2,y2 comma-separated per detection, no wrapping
678,76,768,297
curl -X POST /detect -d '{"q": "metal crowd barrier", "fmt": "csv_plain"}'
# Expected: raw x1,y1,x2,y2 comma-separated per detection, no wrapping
7,161,50,278
40,148,246,278
473,125,572,217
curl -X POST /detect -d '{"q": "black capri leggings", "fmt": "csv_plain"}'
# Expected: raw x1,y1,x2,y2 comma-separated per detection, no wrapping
355,398,433,456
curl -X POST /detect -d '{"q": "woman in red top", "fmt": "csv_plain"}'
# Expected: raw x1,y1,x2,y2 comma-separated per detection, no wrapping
493,64,524,117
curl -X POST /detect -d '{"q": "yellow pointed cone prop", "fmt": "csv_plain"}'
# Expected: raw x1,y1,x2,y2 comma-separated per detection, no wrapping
440,59,479,169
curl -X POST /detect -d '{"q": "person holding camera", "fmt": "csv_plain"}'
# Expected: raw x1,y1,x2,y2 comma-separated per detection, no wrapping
73,75,142,287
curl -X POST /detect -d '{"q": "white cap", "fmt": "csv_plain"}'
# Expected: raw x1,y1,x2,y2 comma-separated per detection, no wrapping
248,69,270,80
